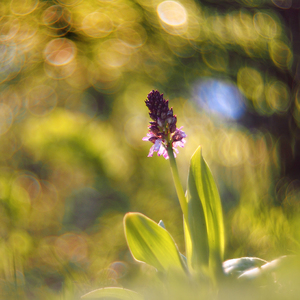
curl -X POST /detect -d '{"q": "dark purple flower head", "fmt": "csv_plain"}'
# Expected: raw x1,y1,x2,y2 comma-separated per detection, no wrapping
143,90,186,159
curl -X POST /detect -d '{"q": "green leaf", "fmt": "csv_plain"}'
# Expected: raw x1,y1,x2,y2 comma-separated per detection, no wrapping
81,287,143,299
184,192,209,270
185,146,225,274
124,212,185,273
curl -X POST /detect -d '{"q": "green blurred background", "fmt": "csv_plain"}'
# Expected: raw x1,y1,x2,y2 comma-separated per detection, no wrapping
0,0,300,298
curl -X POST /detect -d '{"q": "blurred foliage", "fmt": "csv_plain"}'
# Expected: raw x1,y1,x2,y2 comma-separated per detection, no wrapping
0,0,300,299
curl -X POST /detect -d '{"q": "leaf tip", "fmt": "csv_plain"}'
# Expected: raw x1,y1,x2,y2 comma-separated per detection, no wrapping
191,145,202,158
123,212,138,223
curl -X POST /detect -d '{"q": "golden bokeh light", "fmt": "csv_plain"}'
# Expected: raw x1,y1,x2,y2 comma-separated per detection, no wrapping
271,0,292,9
81,12,114,38
157,1,187,26
0,15,20,41
43,5,72,37
269,39,293,69
217,130,250,167
13,173,41,203
8,230,32,255
253,12,279,39
0,103,13,135
202,47,228,72
26,84,57,116
237,67,264,101
96,39,132,68
44,58,77,79
13,20,38,46
0,85,22,119
10,0,38,16
265,81,290,113
116,24,147,49
44,38,77,66
57,0,81,5
157,1,188,35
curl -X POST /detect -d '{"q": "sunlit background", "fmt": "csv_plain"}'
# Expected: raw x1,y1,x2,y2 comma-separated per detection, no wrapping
0,0,300,299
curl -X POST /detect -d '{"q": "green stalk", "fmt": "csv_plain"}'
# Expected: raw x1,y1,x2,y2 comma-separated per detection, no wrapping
167,146,188,219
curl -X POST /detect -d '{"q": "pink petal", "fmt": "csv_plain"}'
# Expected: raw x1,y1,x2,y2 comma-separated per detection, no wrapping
148,145,154,157
142,132,156,141
153,139,162,152
173,138,186,148
157,144,166,157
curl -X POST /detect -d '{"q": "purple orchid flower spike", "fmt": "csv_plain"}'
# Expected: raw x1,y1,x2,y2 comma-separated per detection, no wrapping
143,90,186,159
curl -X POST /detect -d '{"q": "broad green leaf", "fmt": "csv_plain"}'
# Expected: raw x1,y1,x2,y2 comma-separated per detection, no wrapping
159,219,187,265
124,212,185,273
184,191,209,270
186,146,225,274
81,287,143,299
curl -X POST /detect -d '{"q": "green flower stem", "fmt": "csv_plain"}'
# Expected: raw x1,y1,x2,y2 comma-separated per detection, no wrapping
167,146,188,219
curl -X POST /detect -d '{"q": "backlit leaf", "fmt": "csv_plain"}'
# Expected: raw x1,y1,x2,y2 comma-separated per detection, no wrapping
124,212,185,273
186,146,225,275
